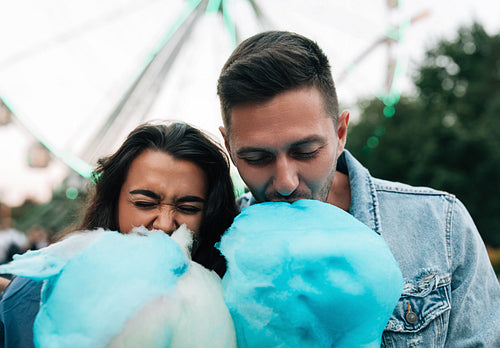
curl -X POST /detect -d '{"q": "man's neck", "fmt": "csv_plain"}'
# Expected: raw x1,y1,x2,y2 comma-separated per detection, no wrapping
327,171,351,212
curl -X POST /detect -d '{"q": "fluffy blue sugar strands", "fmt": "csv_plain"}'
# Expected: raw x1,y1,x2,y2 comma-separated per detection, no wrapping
218,199,404,348
0,228,188,348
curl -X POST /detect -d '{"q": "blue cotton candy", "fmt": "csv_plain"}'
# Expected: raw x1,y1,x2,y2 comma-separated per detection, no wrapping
218,199,403,348
0,231,103,280
38,231,186,348
0,226,236,348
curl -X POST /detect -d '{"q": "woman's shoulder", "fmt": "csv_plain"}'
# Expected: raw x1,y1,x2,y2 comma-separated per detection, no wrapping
1,276,42,304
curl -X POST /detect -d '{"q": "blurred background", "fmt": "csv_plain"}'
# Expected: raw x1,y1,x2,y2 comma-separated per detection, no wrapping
0,0,499,273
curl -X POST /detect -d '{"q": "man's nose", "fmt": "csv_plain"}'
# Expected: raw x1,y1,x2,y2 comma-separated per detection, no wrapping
152,206,178,235
273,157,299,197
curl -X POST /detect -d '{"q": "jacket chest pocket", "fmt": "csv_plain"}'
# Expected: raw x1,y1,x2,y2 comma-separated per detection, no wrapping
381,272,451,348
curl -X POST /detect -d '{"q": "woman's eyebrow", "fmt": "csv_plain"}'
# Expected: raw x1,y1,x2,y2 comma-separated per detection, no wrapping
176,196,206,203
129,189,161,200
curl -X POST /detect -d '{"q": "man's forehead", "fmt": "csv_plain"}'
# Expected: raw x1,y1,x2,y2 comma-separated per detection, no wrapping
229,123,333,153
235,134,327,153
225,87,336,151
230,86,331,121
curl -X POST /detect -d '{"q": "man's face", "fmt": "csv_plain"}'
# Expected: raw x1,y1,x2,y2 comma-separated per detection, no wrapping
221,86,349,203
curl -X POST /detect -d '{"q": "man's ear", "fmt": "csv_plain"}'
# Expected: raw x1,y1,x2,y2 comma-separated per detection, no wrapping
219,126,236,165
336,110,350,158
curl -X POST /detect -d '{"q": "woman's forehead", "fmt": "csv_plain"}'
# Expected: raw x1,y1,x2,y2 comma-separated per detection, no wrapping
123,150,207,198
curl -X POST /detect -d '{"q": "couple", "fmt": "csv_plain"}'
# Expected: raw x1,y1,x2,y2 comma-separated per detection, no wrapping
1,30,499,347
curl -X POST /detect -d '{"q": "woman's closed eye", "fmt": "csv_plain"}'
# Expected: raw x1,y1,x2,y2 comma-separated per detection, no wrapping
132,201,158,209
177,204,203,215
129,190,161,209
175,196,205,214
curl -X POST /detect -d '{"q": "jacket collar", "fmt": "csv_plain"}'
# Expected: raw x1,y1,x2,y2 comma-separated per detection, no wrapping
339,150,382,235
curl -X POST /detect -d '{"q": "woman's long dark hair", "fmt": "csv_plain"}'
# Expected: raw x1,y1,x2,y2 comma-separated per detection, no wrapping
78,121,237,276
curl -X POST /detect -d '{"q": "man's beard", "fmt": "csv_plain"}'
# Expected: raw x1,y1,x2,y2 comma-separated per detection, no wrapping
262,169,336,203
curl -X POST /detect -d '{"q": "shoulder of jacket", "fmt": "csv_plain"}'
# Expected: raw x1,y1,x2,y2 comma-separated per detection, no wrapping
372,177,455,201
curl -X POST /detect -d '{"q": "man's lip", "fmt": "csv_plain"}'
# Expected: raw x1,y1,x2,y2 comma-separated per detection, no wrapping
268,198,299,203
264,191,309,203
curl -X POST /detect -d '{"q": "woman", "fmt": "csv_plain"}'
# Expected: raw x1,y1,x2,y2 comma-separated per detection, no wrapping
0,121,238,347
78,120,237,275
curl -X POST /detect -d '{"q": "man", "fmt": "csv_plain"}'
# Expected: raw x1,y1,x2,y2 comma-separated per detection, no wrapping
217,30,500,347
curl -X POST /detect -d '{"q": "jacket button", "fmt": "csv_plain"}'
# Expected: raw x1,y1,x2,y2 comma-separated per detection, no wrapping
405,302,418,324
405,312,418,325
405,309,418,324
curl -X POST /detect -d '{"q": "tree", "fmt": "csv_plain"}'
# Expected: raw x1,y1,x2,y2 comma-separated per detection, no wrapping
11,183,88,240
347,22,500,247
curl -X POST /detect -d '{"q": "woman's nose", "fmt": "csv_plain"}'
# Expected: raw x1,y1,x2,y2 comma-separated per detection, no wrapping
152,206,178,235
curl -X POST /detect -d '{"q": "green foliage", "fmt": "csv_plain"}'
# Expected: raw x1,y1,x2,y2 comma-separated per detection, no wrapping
347,23,500,247
11,186,87,240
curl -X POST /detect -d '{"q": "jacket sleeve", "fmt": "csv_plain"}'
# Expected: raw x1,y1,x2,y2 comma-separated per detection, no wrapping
0,277,42,348
447,198,500,347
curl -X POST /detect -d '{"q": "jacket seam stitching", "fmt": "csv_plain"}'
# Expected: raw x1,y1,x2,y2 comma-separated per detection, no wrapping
445,196,455,267
368,175,382,234
375,187,450,197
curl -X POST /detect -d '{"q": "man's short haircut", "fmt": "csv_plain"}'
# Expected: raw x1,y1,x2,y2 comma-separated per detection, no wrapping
217,30,339,131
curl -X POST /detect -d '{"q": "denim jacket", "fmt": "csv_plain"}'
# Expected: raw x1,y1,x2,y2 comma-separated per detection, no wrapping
237,150,500,347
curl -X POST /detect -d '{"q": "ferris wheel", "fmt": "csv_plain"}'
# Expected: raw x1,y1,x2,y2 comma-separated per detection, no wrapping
0,0,433,205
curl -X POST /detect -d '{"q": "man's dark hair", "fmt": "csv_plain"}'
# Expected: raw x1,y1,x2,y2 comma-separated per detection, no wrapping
77,121,237,276
217,30,339,131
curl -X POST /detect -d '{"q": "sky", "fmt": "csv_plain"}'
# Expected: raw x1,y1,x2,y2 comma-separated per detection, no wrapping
0,0,499,207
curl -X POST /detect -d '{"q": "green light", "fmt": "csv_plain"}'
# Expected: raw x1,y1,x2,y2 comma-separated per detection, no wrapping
383,106,396,117
367,136,379,149
59,151,93,178
142,0,202,72
0,95,15,113
383,93,400,106
346,63,356,72
374,125,386,137
222,0,237,48
206,0,222,12
1,95,94,178
362,145,373,156
66,187,79,200
231,170,246,197
91,171,101,185
386,27,400,41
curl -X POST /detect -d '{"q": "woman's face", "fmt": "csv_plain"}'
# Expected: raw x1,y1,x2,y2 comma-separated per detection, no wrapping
117,149,208,235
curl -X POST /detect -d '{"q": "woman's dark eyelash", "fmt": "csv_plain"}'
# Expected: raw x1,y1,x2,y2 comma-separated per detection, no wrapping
133,201,156,208
178,205,202,213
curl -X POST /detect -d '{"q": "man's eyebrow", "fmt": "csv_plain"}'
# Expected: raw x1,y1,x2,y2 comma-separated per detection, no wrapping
236,136,326,155
236,147,271,156
129,190,161,200
289,136,327,147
